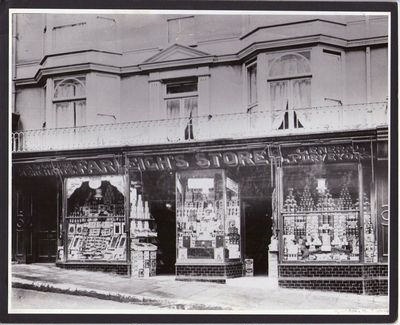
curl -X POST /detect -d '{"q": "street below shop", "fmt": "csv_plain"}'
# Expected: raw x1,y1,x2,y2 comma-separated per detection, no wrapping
10,263,389,314
12,288,163,311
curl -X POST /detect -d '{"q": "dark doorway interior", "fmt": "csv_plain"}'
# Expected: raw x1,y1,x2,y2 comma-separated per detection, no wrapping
33,177,58,262
235,166,273,275
142,171,176,274
244,199,272,275
13,177,59,263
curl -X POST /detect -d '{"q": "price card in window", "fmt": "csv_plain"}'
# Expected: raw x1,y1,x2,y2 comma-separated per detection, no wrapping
226,177,238,193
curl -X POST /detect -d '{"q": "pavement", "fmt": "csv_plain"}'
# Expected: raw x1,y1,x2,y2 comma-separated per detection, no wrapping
10,263,389,313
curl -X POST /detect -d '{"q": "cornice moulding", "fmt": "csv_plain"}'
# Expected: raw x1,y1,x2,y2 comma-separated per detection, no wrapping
14,35,388,86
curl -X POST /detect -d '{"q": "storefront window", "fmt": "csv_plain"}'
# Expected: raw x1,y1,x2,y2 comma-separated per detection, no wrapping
363,164,378,263
281,163,360,262
65,175,126,262
176,169,241,262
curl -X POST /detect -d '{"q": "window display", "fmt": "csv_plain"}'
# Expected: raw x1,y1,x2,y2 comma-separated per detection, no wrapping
281,164,361,262
129,184,157,239
176,169,241,262
362,165,378,263
66,175,127,261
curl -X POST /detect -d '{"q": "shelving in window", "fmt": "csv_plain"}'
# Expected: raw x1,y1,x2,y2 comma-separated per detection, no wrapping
281,163,365,262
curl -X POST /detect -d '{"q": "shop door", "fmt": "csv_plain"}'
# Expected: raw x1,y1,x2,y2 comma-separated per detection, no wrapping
34,179,58,263
244,199,271,275
13,188,34,264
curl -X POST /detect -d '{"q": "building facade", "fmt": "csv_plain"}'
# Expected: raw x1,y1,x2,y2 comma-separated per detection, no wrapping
11,12,389,294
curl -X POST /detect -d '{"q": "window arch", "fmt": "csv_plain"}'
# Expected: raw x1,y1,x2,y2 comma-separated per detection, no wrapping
53,76,86,128
54,77,86,100
268,53,311,79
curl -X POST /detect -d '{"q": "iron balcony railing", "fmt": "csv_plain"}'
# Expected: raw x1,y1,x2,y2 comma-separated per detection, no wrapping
11,102,388,153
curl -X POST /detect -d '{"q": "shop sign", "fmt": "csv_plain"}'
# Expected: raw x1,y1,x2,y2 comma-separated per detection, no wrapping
15,158,121,177
128,149,270,171
128,143,370,171
281,143,371,165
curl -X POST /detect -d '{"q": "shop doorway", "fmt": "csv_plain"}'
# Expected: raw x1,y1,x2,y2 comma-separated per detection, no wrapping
243,199,272,275
237,166,272,275
34,177,59,262
141,172,176,274
13,177,59,263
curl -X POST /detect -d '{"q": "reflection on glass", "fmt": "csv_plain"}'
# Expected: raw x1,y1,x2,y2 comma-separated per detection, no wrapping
282,164,361,262
66,176,126,261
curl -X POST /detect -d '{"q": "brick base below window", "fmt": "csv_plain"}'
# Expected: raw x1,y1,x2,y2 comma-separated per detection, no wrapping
278,264,388,295
176,262,243,283
56,262,130,276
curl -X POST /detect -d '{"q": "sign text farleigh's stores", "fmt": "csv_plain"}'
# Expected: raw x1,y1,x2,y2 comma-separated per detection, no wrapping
15,159,121,177
14,143,371,176
128,143,371,171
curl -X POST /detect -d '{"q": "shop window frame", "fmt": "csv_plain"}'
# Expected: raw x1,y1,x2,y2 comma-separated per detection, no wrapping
246,59,258,111
277,162,366,264
61,174,130,265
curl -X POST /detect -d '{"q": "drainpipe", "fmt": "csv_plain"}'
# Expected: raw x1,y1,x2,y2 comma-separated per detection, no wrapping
12,14,17,114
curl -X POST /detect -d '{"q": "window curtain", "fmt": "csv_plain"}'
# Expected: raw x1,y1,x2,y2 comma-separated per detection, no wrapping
292,78,311,126
55,100,86,128
270,80,289,129
166,99,180,119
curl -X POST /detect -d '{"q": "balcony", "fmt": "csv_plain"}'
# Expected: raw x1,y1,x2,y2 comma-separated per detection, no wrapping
11,102,388,153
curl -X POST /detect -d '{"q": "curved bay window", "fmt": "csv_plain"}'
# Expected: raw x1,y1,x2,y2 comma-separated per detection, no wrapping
281,163,362,262
268,53,311,130
53,77,86,128
65,175,127,262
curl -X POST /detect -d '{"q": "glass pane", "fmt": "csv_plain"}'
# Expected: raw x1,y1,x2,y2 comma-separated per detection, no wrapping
269,54,311,78
248,64,257,104
176,170,225,261
183,97,198,117
55,100,86,128
55,102,74,128
292,78,311,109
66,176,126,262
363,163,378,263
225,177,240,259
166,99,180,119
54,79,85,99
282,164,360,262
166,81,197,94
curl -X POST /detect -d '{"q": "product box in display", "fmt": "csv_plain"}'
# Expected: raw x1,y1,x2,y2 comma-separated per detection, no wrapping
131,242,157,277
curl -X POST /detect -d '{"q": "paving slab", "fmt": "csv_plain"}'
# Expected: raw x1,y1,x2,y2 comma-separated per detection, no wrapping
11,263,389,313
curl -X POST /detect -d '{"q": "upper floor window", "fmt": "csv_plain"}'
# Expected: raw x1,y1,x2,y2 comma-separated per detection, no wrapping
246,61,257,108
165,78,198,119
167,16,195,45
53,77,86,128
165,78,198,140
268,53,311,130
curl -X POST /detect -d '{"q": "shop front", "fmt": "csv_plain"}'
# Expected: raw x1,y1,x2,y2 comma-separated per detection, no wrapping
276,142,388,294
11,136,388,293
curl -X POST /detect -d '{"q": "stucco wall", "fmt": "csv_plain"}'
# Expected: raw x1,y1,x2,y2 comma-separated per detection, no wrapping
345,50,367,104
371,46,388,102
16,87,45,130
120,75,150,122
87,73,121,125
210,65,243,115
